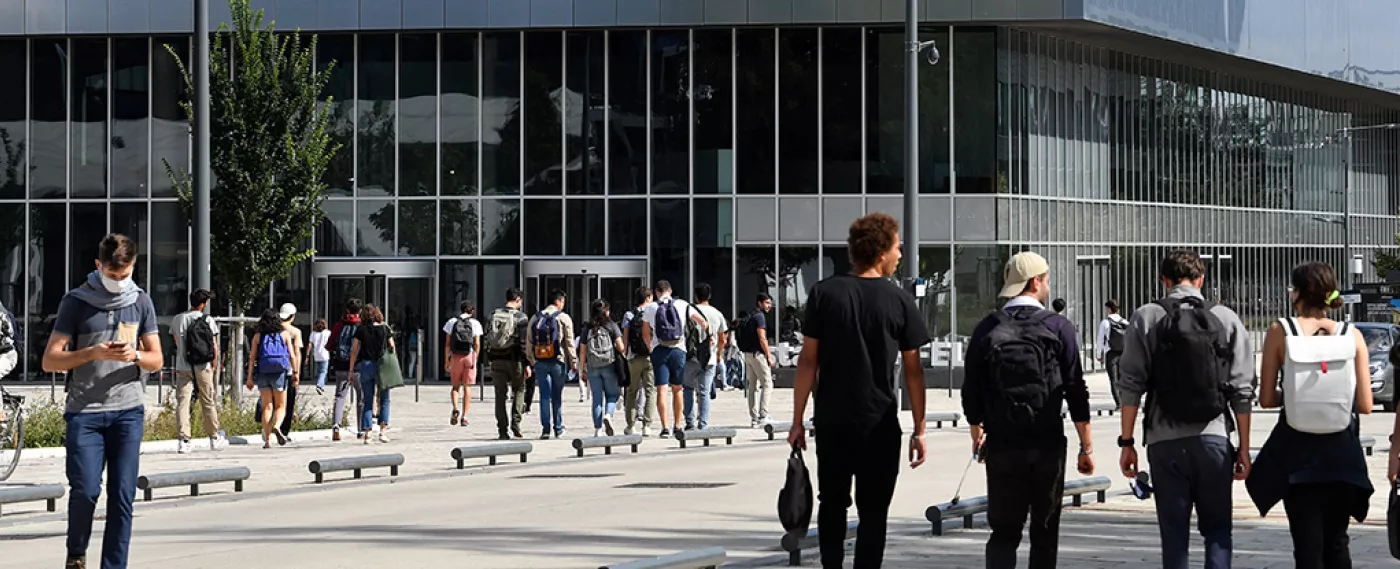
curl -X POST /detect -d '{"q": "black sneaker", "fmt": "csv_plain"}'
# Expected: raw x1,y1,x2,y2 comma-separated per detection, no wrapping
498,431,511,441
684,423,695,432
659,429,671,439
540,431,551,440
511,426,524,439
65,556,86,569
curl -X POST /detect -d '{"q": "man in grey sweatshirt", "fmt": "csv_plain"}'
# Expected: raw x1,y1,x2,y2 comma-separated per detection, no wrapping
1116,249,1254,569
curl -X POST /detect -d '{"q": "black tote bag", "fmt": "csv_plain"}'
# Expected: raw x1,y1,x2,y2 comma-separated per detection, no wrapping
778,443,814,534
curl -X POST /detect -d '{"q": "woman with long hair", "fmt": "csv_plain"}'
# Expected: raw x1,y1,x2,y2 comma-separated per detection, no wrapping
347,304,395,443
578,299,625,437
245,308,300,448
1247,262,1373,568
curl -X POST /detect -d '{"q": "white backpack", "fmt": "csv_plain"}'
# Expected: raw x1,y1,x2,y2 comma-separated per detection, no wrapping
1279,318,1356,434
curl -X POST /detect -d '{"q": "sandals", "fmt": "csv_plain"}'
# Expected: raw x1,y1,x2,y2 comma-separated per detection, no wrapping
451,409,460,426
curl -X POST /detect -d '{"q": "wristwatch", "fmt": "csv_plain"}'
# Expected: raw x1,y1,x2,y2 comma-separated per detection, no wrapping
1117,436,1135,448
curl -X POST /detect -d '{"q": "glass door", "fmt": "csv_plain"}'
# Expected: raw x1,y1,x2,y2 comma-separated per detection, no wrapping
387,277,432,383
601,277,644,323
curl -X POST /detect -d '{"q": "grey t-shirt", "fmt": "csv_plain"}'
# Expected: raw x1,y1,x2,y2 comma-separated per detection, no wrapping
54,292,159,414
170,310,219,371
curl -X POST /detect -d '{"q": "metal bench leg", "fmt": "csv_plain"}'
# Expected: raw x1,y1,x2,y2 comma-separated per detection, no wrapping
631,443,639,453
953,419,959,427
935,421,942,428
704,439,711,447
1096,490,1105,503
577,448,584,458
1367,447,1374,456
489,456,498,466
768,432,775,441
788,550,801,566
235,480,244,493
680,440,687,449
191,483,200,497
47,498,56,512
457,458,465,470
963,514,973,528
354,468,362,480
143,489,153,502
390,465,399,477
726,437,733,445
605,445,613,455
931,521,943,536
1072,494,1082,507
315,473,324,484
520,453,528,463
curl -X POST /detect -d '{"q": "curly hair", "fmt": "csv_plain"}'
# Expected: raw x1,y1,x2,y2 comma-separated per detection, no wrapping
255,308,284,336
847,213,900,269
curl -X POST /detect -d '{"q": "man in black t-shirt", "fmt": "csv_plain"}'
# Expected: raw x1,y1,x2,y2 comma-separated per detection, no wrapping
789,213,930,569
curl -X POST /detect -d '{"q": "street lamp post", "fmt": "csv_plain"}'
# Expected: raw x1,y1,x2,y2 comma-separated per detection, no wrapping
193,0,211,292
903,0,939,285
1336,123,1400,292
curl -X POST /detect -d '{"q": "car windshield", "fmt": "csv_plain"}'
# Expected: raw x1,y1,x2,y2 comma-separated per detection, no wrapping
1359,326,1392,351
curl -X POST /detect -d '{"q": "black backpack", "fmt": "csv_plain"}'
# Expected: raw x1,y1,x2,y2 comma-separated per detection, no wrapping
685,306,712,364
1148,297,1231,425
450,317,476,355
184,314,217,367
983,310,1061,434
625,311,650,358
1107,317,1128,353
736,314,761,353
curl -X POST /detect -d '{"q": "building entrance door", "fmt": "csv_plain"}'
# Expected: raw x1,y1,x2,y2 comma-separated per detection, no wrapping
312,261,436,384
522,260,647,327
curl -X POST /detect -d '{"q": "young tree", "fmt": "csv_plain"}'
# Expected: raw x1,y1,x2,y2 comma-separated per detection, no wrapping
165,0,339,316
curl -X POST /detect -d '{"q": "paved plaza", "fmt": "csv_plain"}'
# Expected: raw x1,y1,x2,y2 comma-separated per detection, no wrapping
0,373,1395,568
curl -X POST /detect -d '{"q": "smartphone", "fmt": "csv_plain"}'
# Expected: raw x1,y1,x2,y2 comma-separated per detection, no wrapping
109,342,128,349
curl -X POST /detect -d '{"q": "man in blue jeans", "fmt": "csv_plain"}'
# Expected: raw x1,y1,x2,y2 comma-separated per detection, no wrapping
526,289,578,439
641,280,708,439
683,283,728,430
42,233,162,569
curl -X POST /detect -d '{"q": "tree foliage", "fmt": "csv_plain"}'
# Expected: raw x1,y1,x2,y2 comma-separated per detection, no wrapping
166,0,339,314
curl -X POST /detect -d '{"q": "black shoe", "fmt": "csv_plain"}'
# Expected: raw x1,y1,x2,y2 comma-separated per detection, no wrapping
512,426,524,439
274,430,287,446
684,423,695,431
65,556,86,569
659,429,671,439
540,431,551,440
498,431,511,440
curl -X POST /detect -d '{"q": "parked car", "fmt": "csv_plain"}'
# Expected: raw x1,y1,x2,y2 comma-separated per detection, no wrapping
1355,322,1398,412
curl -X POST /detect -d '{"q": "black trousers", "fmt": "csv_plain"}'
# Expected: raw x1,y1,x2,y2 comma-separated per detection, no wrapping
815,417,902,569
1285,483,1354,569
1148,435,1234,569
985,442,1067,569
278,385,297,436
1103,351,1122,407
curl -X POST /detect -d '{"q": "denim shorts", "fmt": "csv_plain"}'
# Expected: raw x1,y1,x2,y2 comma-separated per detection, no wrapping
255,372,288,392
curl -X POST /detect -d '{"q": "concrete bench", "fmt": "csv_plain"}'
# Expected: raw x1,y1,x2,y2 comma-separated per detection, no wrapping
764,421,813,441
599,546,726,569
925,475,1110,536
450,442,533,469
781,521,856,566
1061,402,1118,419
308,454,404,483
572,434,642,458
0,484,64,517
674,428,737,449
927,412,962,429
137,466,250,502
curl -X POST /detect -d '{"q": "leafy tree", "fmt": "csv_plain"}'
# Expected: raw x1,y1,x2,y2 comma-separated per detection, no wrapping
164,0,339,315
1373,239,1400,279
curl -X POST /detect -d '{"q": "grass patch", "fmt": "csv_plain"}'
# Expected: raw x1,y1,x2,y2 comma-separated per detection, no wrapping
21,394,334,449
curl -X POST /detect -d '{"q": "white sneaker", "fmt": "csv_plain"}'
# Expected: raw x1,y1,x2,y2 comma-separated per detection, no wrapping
177,439,192,454
594,428,603,438
378,432,390,443
624,425,636,436
751,420,761,429
210,432,228,451
602,414,616,437
642,426,652,437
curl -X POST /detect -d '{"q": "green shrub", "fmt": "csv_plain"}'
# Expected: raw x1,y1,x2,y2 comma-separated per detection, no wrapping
21,394,333,449
20,400,68,449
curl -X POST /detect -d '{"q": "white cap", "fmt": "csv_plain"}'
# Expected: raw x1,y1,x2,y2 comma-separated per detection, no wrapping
998,252,1050,298
278,303,297,320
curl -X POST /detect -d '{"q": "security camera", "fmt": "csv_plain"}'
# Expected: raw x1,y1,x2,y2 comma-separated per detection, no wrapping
924,41,941,66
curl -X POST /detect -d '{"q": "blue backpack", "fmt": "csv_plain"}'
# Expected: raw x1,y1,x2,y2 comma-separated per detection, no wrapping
531,311,562,361
654,299,684,343
257,332,292,374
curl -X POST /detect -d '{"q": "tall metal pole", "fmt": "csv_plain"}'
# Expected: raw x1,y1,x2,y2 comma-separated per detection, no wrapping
193,0,212,292
902,0,919,281
1343,132,1352,291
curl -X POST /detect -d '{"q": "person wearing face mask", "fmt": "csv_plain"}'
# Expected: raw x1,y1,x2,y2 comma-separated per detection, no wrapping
42,233,162,569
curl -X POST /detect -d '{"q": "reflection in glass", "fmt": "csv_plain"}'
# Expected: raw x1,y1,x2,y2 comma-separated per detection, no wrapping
152,37,189,198
359,199,395,255
652,31,689,194
566,199,605,256
694,199,734,315
524,199,562,255
954,31,996,194
736,30,775,194
917,246,953,340
317,35,355,197
29,203,66,375
955,245,1001,336
149,202,187,318
439,199,480,256
867,27,949,194
651,198,689,292
442,33,480,196
71,203,106,288
566,31,605,196
112,38,150,198
31,39,66,198
483,32,522,196
397,200,437,256
736,246,777,342
317,199,354,256
482,198,521,255
110,203,149,289
0,201,22,325
821,246,852,279
823,28,861,195
778,246,818,362
694,30,733,195
609,31,647,195
523,32,563,196
400,34,437,196
357,34,396,196
608,198,646,256
71,39,108,198
0,40,26,199
778,30,818,195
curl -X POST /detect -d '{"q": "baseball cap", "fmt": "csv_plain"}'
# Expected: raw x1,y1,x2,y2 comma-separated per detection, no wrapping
278,303,297,320
998,252,1050,298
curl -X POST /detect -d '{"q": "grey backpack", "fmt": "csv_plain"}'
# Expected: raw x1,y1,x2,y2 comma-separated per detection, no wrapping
587,325,616,366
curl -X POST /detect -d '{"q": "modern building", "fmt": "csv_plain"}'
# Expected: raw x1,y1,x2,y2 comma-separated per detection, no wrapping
1,0,1398,383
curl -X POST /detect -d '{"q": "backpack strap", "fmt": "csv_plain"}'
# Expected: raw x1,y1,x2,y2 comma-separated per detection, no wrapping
1279,317,1299,337
1334,322,1350,337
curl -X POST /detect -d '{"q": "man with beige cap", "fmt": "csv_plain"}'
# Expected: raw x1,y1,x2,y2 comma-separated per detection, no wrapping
962,251,1094,569
277,302,304,440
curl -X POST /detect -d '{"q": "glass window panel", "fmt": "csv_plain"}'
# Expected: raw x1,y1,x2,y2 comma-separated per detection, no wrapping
779,29,818,195
71,203,106,286
736,30,775,194
483,32,521,196
651,30,689,195
31,39,66,199
522,31,563,197
482,198,520,255
919,245,953,340
919,27,950,195
110,203,149,290
0,202,24,372
397,200,436,256
400,33,437,197
566,198,605,256
821,245,852,278
609,31,647,195
778,246,818,355
440,198,480,256
693,30,732,195
358,199,395,256
608,198,647,256
823,28,861,195
523,198,562,255
566,31,605,196
867,27,950,195
317,35,355,197
693,198,733,314
112,38,150,198
317,199,354,256
956,245,1002,336
29,203,66,374
71,39,108,198
149,201,187,318
651,198,688,291
442,33,480,196
736,245,777,342
151,37,189,199
357,34,396,197
0,40,27,199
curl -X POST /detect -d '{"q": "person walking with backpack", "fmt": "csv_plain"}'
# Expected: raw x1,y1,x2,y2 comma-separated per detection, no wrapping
244,309,299,449
642,280,709,439
327,298,363,442
1118,249,1256,569
684,283,728,431
348,304,395,443
443,300,483,427
580,299,626,437
487,287,532,440
788,213,930,569
963,251,1096,569
526,289,578,439
620,287,657,436
308,318,330,394
169,288,225,454
1095,299,1129,408
739,294,777,428
1247,262,1373,568
42,233,162,569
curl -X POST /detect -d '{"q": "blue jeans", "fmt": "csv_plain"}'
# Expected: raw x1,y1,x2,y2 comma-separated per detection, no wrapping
357,360,390,431
715,360,728,389
313,360,329,389
683,361,716,429
588,364,621,429
650,346,687,387
1148,435,1234,569
65,406,144,569
534,359,568,434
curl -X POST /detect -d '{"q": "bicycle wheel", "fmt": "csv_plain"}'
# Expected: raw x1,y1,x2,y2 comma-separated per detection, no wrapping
0,404,21,482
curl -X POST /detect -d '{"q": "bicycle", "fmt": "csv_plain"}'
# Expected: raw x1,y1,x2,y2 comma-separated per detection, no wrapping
0,382,22,481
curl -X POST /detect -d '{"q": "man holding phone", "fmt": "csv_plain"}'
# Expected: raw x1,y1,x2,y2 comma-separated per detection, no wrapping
42,233,162,569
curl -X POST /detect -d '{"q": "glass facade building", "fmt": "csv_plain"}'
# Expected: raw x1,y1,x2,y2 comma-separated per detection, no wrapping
1,0,1398,383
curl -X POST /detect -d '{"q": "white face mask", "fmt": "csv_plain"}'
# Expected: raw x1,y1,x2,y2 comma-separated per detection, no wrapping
100,274,129,294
